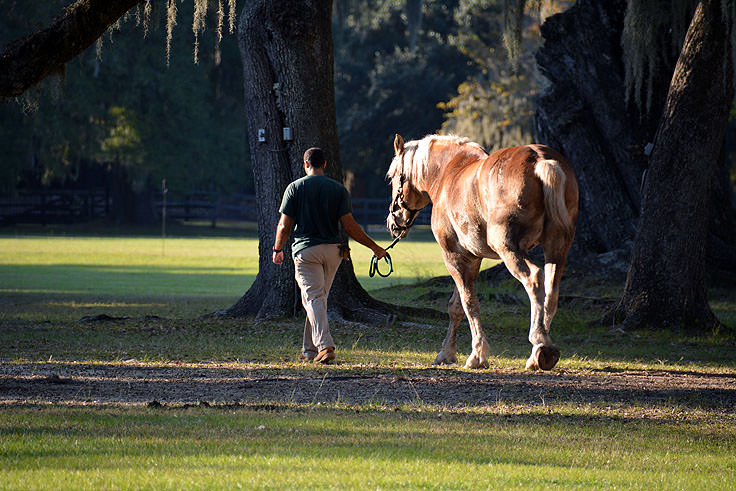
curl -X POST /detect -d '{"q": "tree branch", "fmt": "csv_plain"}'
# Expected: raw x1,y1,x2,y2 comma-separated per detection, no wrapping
0,0,147,99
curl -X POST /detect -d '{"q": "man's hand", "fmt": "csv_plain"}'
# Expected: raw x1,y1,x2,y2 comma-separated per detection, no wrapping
373,246,387,260
339,244,351,262
272,214,294,266
340,213,389,259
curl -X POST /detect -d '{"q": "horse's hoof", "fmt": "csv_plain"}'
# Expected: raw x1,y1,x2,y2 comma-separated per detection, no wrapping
464,355,489,370
527,344,560,371
433,352,457,365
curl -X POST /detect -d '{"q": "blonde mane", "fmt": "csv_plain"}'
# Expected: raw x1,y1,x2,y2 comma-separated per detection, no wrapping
387,134,485,186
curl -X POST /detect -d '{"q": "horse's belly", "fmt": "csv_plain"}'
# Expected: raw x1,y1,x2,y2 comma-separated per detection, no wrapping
453,220,501,259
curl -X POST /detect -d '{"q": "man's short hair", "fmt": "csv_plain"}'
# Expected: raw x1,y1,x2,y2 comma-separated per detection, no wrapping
304,147,326,168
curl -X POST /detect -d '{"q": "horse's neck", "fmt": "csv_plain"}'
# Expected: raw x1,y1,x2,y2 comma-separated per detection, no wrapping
418,145,486,199
417,157,443,197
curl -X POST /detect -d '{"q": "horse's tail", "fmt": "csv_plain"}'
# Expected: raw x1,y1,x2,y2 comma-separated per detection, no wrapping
535,159,574,240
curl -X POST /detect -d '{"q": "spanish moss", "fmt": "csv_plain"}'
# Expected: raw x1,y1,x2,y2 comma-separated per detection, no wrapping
192,0,208,63
216,0,225,50
503,0,526,66
622,0,697,116
143,0,152,37
502,0,547,69
166,0,178,66
228,0,236,34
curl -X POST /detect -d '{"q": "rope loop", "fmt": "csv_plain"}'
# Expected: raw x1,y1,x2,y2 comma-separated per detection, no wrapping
369,252,393,277
368,236,402,278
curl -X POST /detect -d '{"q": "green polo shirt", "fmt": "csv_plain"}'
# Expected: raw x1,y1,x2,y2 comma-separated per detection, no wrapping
279,175,352,255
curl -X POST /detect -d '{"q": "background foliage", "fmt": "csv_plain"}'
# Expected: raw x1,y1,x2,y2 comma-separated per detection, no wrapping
332,0,567,197
0,0,248,200
1,0,560,203
1,0,733,205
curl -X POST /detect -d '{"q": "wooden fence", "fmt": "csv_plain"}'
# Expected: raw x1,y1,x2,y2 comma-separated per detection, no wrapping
0,190,110,225
156,192,431,227
0,190,431,227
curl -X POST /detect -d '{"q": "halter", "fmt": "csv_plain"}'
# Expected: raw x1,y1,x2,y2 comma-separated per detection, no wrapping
390,172,423,232
370,172,422,278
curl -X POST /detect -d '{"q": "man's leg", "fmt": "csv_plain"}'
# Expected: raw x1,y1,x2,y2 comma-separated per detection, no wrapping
313,244,342,363
321,244,342,306
300,295,318,360
295,248,324,359
294,244,340,353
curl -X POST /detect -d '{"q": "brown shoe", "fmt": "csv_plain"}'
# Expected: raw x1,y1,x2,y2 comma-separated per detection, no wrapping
314,347,335,364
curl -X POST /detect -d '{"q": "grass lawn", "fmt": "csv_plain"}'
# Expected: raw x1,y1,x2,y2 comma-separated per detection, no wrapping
0,224,476,300
1,225,735,489
2,405,734,489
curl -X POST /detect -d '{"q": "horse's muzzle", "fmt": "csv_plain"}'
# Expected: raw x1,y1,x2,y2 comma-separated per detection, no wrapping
390,227,408,240
387,214,410,239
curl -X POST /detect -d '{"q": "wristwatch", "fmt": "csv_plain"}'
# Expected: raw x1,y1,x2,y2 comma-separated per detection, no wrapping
273,248,282,253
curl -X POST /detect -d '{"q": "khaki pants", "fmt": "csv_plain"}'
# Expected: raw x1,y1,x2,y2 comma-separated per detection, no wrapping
293,243,342,356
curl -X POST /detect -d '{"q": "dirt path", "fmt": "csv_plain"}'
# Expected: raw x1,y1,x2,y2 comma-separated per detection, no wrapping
1,362,735,415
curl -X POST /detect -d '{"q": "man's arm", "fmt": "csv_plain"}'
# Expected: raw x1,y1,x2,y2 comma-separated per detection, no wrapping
272,213,294,265
339,213,386,259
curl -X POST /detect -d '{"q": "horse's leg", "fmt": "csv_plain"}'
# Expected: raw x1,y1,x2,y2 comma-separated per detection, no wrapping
433,287,462,365
495,247,559,370
543,255,566,333
441,252,489,369
533,238,572,368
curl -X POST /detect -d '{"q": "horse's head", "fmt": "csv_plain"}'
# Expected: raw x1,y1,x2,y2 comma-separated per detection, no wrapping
386,134,430,239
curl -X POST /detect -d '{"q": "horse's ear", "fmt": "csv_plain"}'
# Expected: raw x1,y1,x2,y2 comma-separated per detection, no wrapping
394,134,405,156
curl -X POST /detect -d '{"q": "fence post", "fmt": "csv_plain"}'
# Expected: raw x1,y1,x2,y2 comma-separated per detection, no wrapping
161,179,167,256
40,192,46,226
105,187,110,216
211,193,218,228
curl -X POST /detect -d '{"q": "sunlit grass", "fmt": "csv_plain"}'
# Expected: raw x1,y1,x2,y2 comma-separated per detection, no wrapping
0,229,498,297
0,236,257,297
46,301,168,308
0,406,734,490
1,229,734,367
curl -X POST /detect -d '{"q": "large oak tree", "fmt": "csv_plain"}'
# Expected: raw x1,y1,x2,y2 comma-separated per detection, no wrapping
226,0,398,322
534,0,735,332
612,0,734,331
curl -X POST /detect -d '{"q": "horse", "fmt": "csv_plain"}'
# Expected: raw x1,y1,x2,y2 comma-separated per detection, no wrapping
386,134,578,370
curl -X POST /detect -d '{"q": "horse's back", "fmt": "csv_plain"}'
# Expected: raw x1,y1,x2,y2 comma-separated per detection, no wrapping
479,144,578,251
487,144,571,172
484,144,577,199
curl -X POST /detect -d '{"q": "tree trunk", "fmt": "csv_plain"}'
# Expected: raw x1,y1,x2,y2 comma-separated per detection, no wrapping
534,0,648,254
0,0,145,99
226,0,398,322
612,0,733,332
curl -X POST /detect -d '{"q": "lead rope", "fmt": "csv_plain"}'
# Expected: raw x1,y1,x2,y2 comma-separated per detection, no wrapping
369,236,402,278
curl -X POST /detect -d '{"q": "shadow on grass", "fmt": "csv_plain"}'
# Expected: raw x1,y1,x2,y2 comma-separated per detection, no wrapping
0,291,240,322
0,264,255,297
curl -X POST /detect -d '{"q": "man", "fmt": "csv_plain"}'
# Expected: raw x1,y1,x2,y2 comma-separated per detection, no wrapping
273,147,387,364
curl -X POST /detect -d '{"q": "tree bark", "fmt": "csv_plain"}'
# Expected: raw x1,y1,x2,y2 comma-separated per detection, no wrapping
0,0,145,99
227,0,399,322
612,0,733,332
534,0,648,254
